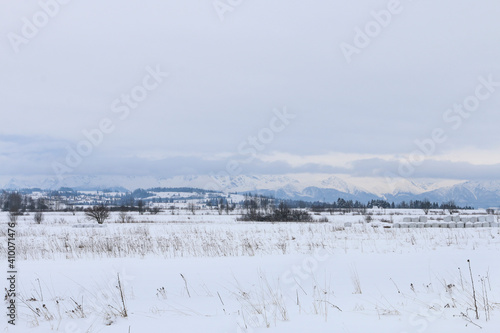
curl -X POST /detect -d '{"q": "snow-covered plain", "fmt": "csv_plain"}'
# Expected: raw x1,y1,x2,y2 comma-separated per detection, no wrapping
2,210,500,332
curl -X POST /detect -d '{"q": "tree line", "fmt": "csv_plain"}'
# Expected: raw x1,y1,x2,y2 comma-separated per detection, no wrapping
1,189,474,219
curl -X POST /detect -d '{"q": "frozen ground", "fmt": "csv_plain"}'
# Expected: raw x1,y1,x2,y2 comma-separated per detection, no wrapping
2,210,500,332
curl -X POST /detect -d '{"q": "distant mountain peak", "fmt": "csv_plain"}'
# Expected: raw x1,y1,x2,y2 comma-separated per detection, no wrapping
1,174,498,207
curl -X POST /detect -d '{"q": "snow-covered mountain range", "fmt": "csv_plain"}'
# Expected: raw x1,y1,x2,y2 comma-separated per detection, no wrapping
1,174,499,208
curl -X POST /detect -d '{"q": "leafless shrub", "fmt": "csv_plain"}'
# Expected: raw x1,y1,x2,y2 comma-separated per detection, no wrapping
84,205,110,224
117,211,134,223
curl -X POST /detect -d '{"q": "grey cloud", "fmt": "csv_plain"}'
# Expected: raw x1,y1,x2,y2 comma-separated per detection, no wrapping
1,0,499,181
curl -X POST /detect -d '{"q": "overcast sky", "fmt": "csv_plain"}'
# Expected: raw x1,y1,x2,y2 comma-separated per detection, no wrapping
1,0,499,182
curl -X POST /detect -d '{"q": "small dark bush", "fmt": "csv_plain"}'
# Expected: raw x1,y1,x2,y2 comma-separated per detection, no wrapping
238,202,313,222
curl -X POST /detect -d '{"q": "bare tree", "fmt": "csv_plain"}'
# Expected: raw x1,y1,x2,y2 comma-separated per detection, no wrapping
8,212,17,224
85,205,110,224
34,211,44,224
422,199,431,215
218,198,224,215
117,211,133,223
443,200,457,215
187,203,196,215
150,206,161,215
137,200,144,215
6,192,22,214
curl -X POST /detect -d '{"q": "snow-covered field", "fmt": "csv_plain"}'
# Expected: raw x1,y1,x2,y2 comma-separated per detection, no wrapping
2,210,500,332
